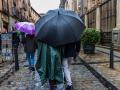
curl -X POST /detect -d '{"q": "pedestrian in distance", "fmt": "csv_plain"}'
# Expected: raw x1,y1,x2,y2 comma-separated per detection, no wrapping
22,34,37,71
12,32,20,71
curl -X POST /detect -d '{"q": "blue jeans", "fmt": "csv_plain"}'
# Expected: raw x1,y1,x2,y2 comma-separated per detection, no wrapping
26,53,35,67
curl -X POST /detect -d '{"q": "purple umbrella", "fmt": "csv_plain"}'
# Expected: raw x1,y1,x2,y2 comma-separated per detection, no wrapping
15,22,35,35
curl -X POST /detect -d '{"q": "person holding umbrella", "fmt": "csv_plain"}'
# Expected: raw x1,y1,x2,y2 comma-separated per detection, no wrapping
35,9,85,90
23,34,37,71
15,22,36,71
12,32,20,71
62,41,81,90
35,42,64,90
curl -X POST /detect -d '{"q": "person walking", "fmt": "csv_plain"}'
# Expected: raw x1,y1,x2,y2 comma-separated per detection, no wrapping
62,41,81,90
12,32,20,71
35,42,64,90
23,34,37,71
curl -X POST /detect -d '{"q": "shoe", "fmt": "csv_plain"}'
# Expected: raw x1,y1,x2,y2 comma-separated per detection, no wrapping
29,67,35,71
24,64,29,67
66,85,74,90
31,67,35,71
49,80,57,90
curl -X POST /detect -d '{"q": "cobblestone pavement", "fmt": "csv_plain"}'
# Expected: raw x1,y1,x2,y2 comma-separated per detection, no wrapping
0,45,25,85
0,62,14,84
80,50,120,89
0,63,50,90
0,58,107,90
70,59,107,90
0,45,108,90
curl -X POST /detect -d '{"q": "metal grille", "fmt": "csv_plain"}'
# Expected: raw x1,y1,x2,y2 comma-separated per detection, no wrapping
81,14,85,24
87,8,96,28
100,0,116,45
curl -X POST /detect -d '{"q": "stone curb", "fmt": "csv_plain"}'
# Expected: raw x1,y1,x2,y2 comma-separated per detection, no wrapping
96,45,120,52
78,57,118,90
96,48,120,59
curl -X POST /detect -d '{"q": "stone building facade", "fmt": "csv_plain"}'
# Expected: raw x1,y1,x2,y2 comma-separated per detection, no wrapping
77,0,88,16
0,0,40,33
64,0,73,10
81,0,117,45
64,0,77,12
30,7,40,23
64,0,118,46
0,0,40,60
59,0,66,8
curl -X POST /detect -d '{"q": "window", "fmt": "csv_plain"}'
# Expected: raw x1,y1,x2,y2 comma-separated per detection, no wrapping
88,9,96,28
100,0,116,44
100,0,116,32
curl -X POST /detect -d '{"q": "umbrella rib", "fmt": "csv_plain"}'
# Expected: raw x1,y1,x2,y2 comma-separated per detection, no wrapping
58,9,84,24
62,14,84,25
36,14,57,34
36,15,59,43
61,14,85,35
61,16,77,41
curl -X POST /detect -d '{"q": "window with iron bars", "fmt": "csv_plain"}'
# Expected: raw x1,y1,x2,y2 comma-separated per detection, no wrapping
87,8,96,28
100,0,116,45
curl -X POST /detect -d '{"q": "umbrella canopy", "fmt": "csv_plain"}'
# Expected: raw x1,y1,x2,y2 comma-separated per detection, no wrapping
35,9,85,47
15,22,35,35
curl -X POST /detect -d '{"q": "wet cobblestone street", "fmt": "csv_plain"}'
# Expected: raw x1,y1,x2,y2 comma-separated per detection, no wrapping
70,59,107,90
0,63,50,90
0,58,107,90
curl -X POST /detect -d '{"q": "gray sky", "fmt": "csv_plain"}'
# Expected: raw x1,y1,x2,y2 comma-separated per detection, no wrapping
30,0,60,14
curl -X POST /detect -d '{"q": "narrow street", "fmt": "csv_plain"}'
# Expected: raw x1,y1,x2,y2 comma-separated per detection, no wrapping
0,0,119,90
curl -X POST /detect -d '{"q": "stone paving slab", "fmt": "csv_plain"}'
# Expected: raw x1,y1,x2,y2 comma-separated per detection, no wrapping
0,63,15,85
0,67,50,90
0,53,26,85
0,60,107,90
70,63,107,90
80,50,120,89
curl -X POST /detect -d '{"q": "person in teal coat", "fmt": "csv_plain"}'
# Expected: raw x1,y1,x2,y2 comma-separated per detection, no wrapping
35,41,64,90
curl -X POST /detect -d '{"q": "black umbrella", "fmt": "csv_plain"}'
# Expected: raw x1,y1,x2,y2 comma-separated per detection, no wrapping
35,8,85,46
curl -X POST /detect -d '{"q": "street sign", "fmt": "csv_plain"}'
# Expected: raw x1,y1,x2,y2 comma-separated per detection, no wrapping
1,33,13,60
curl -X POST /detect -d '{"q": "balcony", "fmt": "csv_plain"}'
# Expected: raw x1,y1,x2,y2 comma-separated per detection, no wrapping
29,12,32,17
21,15,28,21
13,0,16,6
96,0,102,5
12,7,17,16
2,0,9,14
12,7,22,19
22,1,28,11
23,5,28,11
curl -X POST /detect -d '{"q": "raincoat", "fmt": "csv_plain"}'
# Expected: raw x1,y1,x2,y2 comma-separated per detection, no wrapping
35,42,64,85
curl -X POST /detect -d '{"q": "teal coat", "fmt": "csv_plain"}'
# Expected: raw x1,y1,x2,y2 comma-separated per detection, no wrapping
35,42,64,84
